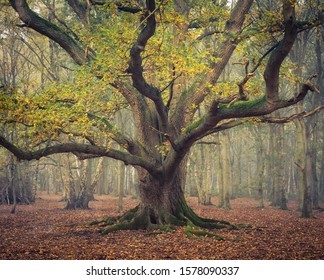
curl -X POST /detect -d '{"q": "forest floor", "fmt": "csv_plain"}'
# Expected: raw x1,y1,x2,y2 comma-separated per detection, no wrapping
0,193,323,260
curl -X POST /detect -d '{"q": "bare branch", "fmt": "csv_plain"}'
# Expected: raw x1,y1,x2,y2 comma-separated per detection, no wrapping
259,105,324,124
195,141,220,146
196,28,222,40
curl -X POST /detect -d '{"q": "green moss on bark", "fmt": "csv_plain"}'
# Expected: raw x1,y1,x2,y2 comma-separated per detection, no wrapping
184,223,224,240
97,197,238,236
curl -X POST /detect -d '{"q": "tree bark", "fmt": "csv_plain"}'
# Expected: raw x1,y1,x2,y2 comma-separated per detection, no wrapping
195,142,212,205
102,162,232,234
254,127,265,208
220,132,231,209
278,125,288,210
295,118,314,218
117,159,125,212
9,157,17,214
301,142,313,218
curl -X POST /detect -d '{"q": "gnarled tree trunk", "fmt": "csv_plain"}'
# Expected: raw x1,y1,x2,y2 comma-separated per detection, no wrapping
102,162,231,234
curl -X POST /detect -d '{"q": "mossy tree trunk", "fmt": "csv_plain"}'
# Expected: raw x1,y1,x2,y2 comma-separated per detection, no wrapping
102,163,231,234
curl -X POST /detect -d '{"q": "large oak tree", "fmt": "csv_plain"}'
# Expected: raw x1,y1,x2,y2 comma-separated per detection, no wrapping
0,0,322,231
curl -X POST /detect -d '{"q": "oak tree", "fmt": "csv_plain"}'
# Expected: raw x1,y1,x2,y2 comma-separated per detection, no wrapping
0,0,322,231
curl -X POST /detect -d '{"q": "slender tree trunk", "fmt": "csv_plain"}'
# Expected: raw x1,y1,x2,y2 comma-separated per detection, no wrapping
117,160,125,212
311,133,319,210
33,160,39,201
65,157,104,209
301,145,313,218
266,126,275,202
256,139,265,208
9,157,16,214
250,126,266,208
295,119,305,210
269,124,288,209
204,145,212,205
195,143,212,205
222,132,232,209
215,134,224,208
314,27,324,205
271,126,280,206
193,149,203,204
101,157,109,194
76,160,92,209
301,125,314,218
91,158,103,195
278,126,288,210
65,155,78,209
10,183,17,214
295,119,313,218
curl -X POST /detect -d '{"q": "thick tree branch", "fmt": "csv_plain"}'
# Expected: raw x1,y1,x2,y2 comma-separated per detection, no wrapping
66,0,89,27
164,81,320,176
90,0,142,13
229,42,277,106
127,0,168,132
173,0,303,149
111,80,159,150
0,135,159,175
4,0,164,174
220,82,319,119
115,3,142,14
179,80,318,153
263,0,297,103
173,0,253,125
128,0,157,99
9,0,89,65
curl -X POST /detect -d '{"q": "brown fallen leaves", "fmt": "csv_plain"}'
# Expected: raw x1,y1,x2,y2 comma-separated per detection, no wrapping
0,194,323,260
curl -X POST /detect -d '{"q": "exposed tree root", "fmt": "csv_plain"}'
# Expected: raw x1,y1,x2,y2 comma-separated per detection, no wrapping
184,221,225,240
88,203,239,236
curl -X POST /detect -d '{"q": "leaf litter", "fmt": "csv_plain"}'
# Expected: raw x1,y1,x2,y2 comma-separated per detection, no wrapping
0,193,323,260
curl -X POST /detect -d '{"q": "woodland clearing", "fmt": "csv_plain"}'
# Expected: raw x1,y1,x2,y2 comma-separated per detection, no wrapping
0,193,323,260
